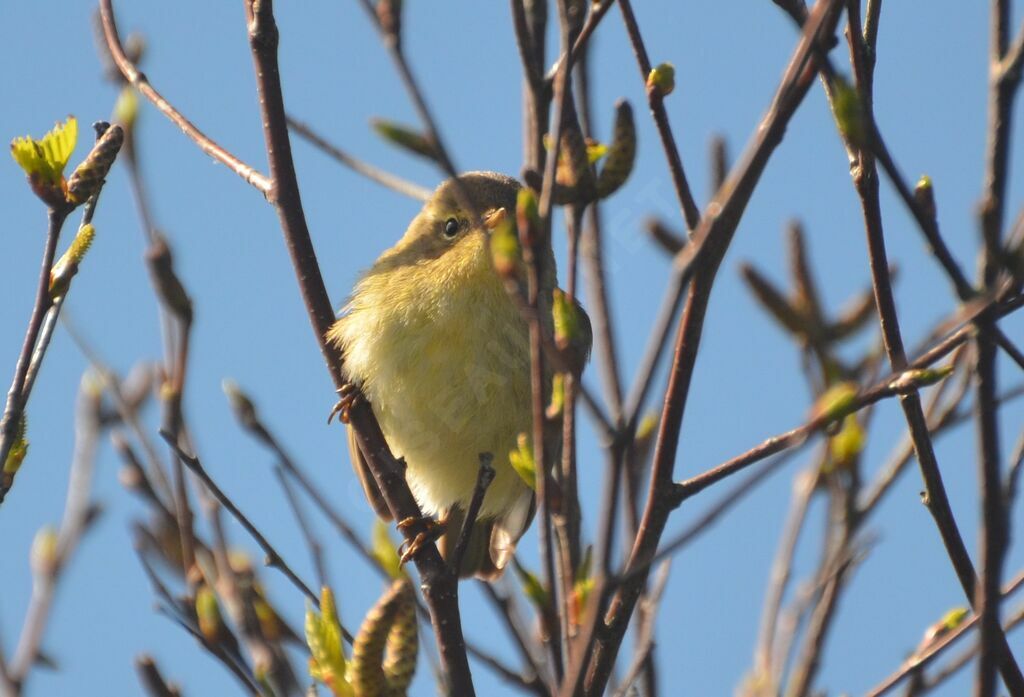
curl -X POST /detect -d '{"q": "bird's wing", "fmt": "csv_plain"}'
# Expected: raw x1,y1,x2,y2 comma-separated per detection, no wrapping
346,424,393,521
487,490,535,577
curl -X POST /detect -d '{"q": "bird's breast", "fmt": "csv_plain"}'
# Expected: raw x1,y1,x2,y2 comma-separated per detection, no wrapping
335,255,533,515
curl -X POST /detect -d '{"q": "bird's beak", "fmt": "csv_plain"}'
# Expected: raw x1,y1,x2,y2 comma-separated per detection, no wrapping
482,207,507,232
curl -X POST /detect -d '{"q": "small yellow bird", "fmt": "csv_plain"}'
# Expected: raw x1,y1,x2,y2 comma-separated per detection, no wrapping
328,172,590,579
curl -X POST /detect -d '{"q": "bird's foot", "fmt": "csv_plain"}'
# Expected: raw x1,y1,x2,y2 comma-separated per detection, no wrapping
327,383,363,425
396,515,446,566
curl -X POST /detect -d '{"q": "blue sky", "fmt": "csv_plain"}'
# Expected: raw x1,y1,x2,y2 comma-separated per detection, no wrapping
1,1,1022,696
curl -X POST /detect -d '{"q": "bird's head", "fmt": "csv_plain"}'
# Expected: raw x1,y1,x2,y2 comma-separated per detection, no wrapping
390,171,519,267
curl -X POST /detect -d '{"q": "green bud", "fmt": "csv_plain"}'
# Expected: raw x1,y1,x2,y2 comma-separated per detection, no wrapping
221,379,258,430
3,414,29,496
547,372,565,419
508,433,536,490
489,214,521,278
31,525,59,577
646,63,676,97
49,223,96,298
832,76,865,147
914,175,936,221
636,411,659,442
826,414,865,472
371,519,403,580
113,87,139,130
370,118,437,162
890,364,954,393
516,187,540,247
553,124,596,204
596,100,636,199
511,558,549,609
922,606,969,646
195,584,224,642
552,289,582,350
813,381,859,423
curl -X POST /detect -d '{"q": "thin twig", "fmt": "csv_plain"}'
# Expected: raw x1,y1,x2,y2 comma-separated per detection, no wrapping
153,604,259,696
135,655,180,697
273,466,328,589
286,116,432,201
450,454,496,575
20,193,102,403
616,0,701,230
98,1,271,193
672,357,960,503
865,569,1024,697
918,603,1024,694
857,351,968,514
0,208,68,492
634,448,805,585
610,561,671,697
755,467,819,688
576,4,846,693
840,1,1024,690
158,431,328,620
9,381,102,689
974,0,1021,690
480,583,553,694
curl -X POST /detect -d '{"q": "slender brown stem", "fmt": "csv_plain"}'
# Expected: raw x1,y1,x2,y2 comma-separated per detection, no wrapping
481,583,553,694
634,448,805,586
673,362,956,503
135,655,180,697
974,0,1021,691
975,328,1006,697
866,570,1024,697
286,115,432,201
241,0,476,691
785,527,856,697
450,454,496,574
273,466,328,588
918,604,1024,695
152,603,260,696
576,4,845,693
610,561,671,697
133,539,259,694
755,467,819,687
857,360,969,515
0,208,67,491
98,1,271,194
576,40,625,420
159,431,326,614
840,2,1023,691
8,383,101,690
616,0,700,230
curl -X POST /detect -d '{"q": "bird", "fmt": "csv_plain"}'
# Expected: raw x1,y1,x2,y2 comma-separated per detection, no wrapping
327,171,590,579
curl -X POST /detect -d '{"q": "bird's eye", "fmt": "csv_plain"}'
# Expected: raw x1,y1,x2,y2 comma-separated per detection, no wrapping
443,217,460,239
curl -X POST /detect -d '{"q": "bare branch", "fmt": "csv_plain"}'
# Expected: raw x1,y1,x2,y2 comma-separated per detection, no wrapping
98,0,272,194
616,0,701,230
8,381,103,688
159,431,327,621
0,209,68,495
450,454,496,575
866,569,1024,697
286,116,432,201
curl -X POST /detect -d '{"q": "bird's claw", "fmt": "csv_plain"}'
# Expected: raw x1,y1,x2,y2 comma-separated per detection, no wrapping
327,383,363,425
396,515,446,566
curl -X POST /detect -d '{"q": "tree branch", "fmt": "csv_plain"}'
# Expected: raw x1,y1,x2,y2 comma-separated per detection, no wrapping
98,1,271,194
573,3,846,693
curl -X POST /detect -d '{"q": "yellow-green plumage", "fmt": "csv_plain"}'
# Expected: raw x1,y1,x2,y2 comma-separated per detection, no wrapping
329,172,584,579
